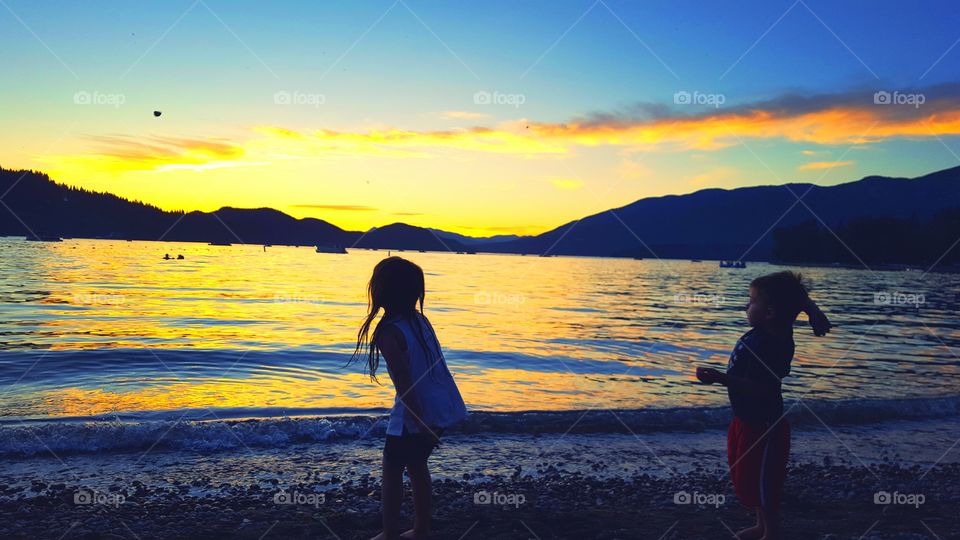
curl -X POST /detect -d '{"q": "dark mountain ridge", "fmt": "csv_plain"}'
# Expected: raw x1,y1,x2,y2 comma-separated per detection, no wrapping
1,165,958,262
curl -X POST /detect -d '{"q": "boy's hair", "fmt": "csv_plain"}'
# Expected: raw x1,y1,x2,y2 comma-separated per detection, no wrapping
750,271,809,324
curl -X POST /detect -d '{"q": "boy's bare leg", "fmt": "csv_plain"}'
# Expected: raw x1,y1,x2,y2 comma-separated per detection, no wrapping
760,507,781,540
735,507,765,539
371,456,405,540
400,459,432,539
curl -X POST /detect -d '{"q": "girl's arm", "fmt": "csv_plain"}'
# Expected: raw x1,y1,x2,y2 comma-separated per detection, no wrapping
377,325,437,438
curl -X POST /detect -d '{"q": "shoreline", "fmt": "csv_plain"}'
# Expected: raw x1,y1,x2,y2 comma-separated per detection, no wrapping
3,394,960,458
2,417,959,538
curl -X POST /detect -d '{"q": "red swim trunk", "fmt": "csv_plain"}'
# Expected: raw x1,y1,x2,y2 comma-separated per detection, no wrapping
727,416,790,510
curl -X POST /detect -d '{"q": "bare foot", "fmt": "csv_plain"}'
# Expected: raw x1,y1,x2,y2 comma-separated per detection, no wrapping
369,532,386,540
400,529,429,539
736,525,764,540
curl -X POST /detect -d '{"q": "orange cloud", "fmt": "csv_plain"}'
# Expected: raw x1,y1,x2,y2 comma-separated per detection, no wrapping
44,134,252,174
528,100,960,150
252,88,960,157
253,125,567,157
798,160,855,171
291,204,378,211
442,111,490,120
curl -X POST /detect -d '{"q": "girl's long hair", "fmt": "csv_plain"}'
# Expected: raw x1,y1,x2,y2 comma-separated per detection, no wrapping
351,256,445,381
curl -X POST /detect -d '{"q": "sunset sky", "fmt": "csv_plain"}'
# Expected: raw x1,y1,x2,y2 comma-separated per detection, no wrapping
2,0,960,236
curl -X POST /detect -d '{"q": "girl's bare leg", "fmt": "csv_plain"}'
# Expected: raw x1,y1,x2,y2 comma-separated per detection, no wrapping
401,459,432,539
371,455,405,540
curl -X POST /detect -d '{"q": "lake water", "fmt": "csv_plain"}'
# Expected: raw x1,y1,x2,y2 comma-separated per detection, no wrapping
0,237,957,426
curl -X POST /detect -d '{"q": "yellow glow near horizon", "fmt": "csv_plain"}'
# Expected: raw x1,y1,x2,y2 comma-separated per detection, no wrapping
21,96,960,236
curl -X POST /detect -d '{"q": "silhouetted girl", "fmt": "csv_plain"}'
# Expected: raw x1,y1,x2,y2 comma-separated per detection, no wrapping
353,256,468,540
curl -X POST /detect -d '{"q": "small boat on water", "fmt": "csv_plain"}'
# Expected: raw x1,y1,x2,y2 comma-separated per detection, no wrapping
719,260,747,269
316,244,347,254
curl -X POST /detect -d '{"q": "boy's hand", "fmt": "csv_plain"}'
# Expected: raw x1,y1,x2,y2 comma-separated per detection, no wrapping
696,367,724,385
805,301,832,336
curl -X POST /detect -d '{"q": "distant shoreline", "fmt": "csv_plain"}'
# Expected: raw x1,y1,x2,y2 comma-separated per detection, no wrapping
772,259,960,273
5,235,959,274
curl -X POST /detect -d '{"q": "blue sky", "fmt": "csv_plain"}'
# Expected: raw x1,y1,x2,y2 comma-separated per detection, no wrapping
2,0,959,234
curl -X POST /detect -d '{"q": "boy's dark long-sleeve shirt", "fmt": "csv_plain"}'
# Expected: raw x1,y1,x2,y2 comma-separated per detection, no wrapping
726,328,794,424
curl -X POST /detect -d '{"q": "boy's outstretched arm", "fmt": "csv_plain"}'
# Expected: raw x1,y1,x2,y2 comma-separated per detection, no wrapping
803,298,832,336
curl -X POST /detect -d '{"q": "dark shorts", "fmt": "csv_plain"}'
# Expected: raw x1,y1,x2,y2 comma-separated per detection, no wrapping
383,427,444,467
727,417,791,510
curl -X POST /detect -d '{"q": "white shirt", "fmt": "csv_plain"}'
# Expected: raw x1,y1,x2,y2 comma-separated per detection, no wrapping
381,312,468,436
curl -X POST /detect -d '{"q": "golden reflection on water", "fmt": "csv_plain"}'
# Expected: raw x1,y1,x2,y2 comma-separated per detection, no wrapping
0,238,957,418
